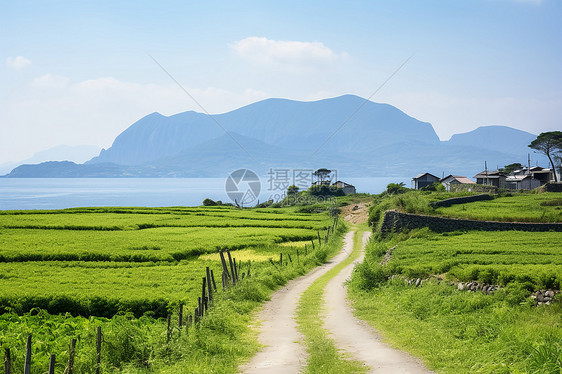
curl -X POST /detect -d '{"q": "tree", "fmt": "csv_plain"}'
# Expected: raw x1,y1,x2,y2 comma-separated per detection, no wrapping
529,131,562,182
309,184,345,197
554,155,562,181
202,198,218,206
287,185,299,195
313,168,332,183
386,182,408,195
421,182,445,192
499,163,523,175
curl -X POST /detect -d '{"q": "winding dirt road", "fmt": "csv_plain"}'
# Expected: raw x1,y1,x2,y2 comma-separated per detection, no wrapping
238,244,354,373
323,232,434,374
240,201,432,373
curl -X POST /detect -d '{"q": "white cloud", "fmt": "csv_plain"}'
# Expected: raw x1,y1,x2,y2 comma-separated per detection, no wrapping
32,74,69,88
231,37,347,70
0,75,269,163
6,56,32,70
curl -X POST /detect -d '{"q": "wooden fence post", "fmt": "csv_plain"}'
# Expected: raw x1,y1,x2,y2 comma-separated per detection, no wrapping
279,253,283,266
23,335,31,374
304,244,308,255
48,354,55,374
206,267,214,303
227,251,236,285
4,348,11,374
311,240,315,251
269,258,279,270
237,259,241,280
233,258,239,282
95,326,102,374
219,251,230,280
317,231,322,245
210,269,217,291
201,277,207,311
296,249,300,264
64,338,76,374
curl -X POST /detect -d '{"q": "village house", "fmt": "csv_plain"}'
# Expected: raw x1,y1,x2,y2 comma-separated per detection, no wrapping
332,181,357,195
505,166,555,190
474,170,507,188
412,172,440,190
440,175,474,191
311,180,356,195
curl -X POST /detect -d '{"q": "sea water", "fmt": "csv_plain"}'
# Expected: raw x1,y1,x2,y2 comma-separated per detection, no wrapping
0,177,410,210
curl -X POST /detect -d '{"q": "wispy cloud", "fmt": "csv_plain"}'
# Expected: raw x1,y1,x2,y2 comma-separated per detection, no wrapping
6,56,32,70
231,37,347,70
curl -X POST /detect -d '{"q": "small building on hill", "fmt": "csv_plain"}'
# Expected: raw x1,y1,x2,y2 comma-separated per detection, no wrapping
332,181,356,195
412,172,439,190
440,175,474,191
474,170,507,188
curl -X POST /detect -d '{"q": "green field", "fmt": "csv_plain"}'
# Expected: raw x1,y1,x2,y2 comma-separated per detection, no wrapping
386,230,562,289
353,191,562,373
434,192,562,222
0,204,344,373
0,206,333,317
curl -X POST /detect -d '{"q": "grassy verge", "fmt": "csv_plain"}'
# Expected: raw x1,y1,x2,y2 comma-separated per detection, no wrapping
349,234,562,374
296,226,368,374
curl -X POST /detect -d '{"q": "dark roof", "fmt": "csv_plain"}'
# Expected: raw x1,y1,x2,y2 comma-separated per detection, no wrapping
474,170,506,178
333,180,355,188
413,172,439,180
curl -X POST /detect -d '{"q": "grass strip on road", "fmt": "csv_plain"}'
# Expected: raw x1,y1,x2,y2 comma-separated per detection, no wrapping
296,227,368,374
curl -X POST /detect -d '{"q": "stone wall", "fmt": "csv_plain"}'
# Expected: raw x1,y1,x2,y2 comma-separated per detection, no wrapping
381,210,562,234
543,183,562,192
430,194,493,208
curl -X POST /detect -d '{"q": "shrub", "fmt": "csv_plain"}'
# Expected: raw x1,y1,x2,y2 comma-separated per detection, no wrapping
202,198,218,206
308,185,345,197
386,182,409,195
352,262,388,290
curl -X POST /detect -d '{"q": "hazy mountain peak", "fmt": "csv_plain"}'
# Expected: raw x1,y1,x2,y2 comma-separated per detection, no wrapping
87,95,439,166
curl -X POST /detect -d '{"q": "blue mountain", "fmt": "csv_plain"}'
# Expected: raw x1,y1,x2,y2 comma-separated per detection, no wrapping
4,95,545,178
88,95,439,165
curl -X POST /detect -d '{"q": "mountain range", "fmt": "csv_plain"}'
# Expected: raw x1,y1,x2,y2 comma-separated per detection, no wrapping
3,95,547,179
0,145,100,175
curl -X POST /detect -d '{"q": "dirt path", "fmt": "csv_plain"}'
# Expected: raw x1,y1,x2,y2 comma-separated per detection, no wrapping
239,241,354,373
323,231,434,373
339,201,370,225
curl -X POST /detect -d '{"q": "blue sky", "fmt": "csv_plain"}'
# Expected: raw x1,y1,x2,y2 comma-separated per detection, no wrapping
1,0,561,163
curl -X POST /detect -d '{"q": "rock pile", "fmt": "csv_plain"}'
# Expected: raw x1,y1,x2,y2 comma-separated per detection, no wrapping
380,245,397,266
457,282,499,294
386,275,559,306
531,290,559,305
